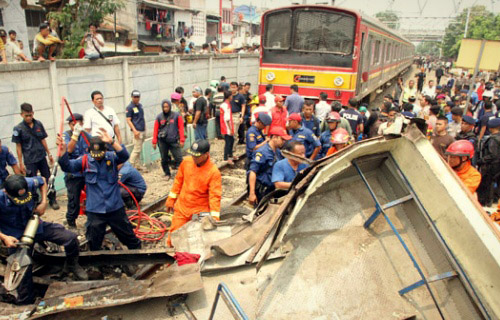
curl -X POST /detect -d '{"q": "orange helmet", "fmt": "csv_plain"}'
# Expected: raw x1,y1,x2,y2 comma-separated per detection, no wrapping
445,140,474,158
331,128,350,144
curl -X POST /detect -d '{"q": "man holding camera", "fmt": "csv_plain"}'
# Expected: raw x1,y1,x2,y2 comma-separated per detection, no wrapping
80,23,105,60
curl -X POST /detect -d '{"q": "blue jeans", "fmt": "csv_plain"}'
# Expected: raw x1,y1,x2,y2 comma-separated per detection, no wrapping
195,123,207,140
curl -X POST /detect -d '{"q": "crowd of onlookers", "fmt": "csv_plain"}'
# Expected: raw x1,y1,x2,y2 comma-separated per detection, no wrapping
0,21,258,64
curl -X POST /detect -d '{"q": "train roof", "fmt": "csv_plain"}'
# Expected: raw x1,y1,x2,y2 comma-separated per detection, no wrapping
262,5,413,46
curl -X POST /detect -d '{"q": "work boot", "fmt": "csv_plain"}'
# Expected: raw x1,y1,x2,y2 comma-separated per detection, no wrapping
63,256,88,281
49,200,60,210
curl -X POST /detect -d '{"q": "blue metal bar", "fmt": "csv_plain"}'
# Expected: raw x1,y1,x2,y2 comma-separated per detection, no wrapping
209,282,249,320
381,194,414,210
387,154,491,319
352,160,445,320
399,271,458,295
364,208,382,229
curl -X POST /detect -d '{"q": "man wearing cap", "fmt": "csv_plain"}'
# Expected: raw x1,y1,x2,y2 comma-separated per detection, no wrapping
456,115,477,148
84,90,122,144
477,118,500,206
270,95,288,131
448,106,463,138
125,90,146,169
166,140,222,246
272,141,308,190
0,139,20,186
152,99,185,180
63,113,92,228
58,129,141,251
0,175,87,304
250,94,271,124
287,113,321,160
248,127,290,205
246,112,271,169
191,86,207,139
318,112,342,159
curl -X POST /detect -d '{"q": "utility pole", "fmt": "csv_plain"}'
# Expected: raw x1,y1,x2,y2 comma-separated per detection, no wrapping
463,7,471,38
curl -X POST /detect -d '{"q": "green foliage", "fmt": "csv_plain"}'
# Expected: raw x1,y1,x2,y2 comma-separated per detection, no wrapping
374,11,400,30
48,0,123,58
416,42,440,57
442,5,500,58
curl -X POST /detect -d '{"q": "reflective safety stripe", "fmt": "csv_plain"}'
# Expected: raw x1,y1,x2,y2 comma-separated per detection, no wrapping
211,211,220,219
168,192,178,199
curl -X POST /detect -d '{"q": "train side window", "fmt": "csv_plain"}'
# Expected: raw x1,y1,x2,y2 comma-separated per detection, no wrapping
374,40,380,65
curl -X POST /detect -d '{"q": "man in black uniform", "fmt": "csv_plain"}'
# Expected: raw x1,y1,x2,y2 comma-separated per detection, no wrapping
12,103,59,209
455,115,478,149
477,118,500,206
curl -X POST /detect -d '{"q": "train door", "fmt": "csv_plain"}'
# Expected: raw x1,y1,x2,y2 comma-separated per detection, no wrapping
379,39,386,84
356,31,370,96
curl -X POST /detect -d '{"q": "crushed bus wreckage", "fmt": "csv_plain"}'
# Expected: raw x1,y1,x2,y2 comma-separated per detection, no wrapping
1,124,500,320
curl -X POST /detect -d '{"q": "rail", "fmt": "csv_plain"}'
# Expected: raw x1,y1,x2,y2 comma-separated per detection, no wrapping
209,282,249,320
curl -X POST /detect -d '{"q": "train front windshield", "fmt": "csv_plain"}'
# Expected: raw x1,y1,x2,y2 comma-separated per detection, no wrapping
262,9,356,68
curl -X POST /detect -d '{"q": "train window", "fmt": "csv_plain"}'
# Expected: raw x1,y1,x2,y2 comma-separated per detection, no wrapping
386,43,391,62
263,10,292,50
374,40,381,65
292,9,356,54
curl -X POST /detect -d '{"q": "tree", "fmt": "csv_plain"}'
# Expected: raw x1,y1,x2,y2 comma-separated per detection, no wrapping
441,5,500,58
416,42,440,57
375,11,400,30
47,0,123,58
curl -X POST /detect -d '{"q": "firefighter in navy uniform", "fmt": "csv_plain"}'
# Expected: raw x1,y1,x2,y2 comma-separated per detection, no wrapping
63,113,91,228
0,175,86,304
58,129,141,251
245,113,271,169
287,113,321,160
477,118,500,206
248,127,291,205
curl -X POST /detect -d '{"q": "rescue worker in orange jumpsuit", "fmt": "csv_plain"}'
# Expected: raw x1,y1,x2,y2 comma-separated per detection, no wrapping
445,140,481,194
326,128,350,156
166,140,222,246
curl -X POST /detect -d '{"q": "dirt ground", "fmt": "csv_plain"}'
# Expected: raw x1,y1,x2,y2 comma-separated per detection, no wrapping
42,139,248,230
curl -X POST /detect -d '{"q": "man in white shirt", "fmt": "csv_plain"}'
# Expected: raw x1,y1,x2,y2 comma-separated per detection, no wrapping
83,90,122,143
264,84,275,109
421,80,436,99
315,92,330,121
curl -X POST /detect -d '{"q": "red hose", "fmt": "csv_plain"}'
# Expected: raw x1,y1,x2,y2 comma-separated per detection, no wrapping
119,181,168,241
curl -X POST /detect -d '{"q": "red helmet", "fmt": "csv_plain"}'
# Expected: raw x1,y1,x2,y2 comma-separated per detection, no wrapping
445,140,474,158
326,111,341,123
331,128,350,144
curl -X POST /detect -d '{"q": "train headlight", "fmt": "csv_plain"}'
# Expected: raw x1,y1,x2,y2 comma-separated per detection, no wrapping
334,76,344,87
266,72,276,81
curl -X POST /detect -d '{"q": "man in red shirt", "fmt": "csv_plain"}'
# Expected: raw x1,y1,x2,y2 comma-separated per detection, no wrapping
270,95,288,131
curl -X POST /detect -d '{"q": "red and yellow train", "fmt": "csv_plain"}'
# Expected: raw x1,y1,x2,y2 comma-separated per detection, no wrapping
258,5,414,104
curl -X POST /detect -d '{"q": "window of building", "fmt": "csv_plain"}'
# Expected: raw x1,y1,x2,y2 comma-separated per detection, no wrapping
25,9,46,28
222,9,231,24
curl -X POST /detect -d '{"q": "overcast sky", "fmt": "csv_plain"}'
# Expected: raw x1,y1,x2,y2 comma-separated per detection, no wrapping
234,0,500,30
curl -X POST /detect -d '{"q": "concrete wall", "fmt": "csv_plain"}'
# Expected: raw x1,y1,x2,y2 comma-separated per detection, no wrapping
0,54,259,190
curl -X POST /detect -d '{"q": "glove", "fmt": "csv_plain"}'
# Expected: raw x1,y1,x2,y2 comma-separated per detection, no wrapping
72,123,83,140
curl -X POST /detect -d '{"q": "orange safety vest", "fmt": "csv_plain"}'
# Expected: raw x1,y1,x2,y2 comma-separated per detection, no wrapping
326,146,337,156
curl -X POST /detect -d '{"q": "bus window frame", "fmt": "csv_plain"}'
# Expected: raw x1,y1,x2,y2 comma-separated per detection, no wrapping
262,9,293,51
291,8,357,56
